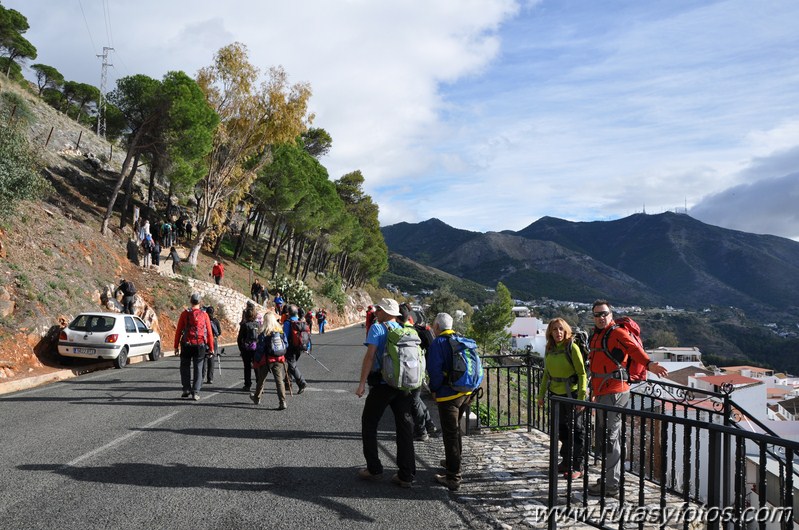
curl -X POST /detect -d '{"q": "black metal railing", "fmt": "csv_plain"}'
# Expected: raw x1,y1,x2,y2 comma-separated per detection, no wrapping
548,395,798,530
472,352,798,528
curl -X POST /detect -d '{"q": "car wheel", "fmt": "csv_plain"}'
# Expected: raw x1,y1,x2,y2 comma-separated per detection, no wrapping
149,342,162,362
114,347,129,369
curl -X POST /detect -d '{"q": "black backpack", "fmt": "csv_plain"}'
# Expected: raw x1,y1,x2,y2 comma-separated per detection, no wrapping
242,321,259,351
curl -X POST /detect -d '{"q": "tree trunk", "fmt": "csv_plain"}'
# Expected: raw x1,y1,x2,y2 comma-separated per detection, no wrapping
147,163,157,213
101,128,144,235
271,227,293,277
260,215,282,271
301,239,317,282
119,154,140,229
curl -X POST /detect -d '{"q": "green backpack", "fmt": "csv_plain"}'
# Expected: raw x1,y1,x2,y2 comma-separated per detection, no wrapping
381,323,425,391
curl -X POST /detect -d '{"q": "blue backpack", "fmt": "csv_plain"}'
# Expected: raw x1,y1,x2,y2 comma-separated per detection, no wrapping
447,335,484,393
253,331,287,369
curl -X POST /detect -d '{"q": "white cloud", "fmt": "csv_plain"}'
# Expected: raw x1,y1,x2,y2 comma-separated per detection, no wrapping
7,0,799,240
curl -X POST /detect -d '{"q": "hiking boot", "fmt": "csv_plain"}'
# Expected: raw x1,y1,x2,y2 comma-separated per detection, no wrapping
250,394,260,405
391,473,413,488
434,474,460,491
297,383,307,394
181,391,191,399
564,470,583,480
426,424,440,437
277,401,287,410
206,380,213,385
192,393,200,401
414,432,429,442
557,461,568,473
587,481,618,497
357,468,383,481
242,385,251,391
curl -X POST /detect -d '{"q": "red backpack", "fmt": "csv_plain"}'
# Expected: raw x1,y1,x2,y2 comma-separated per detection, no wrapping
289,320,311,351
183,309,208,345
597,316,647,383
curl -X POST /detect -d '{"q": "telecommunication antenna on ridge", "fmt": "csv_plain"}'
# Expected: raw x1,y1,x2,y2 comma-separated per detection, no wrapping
96,46,114,138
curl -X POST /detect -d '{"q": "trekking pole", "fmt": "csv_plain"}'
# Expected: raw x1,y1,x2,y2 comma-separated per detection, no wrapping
305,349,331,372
218,347,224,377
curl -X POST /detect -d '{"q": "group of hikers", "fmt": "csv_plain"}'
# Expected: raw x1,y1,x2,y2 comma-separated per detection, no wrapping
169,286,666,497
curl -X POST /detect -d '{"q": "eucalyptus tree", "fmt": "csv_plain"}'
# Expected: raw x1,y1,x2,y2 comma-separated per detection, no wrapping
188,42,312,266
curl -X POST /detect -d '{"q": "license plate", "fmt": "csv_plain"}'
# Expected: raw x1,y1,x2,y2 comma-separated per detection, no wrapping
73,347,96,355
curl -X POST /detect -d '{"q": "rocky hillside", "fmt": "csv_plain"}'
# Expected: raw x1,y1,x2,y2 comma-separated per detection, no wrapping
0,79,370,383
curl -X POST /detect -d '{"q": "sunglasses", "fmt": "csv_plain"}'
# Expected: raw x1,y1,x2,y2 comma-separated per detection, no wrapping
593,311,610,318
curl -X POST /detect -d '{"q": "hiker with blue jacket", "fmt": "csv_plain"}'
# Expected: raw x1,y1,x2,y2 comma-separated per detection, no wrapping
536,317,588,480
355,297,416,488
427,312,476,491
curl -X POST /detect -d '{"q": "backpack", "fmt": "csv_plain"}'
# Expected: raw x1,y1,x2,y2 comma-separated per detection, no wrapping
289,320,311,351
413,323,435,352
381,323,425,391
446,334,484,393
123,281,137,295
591,316,647,383
253,331,287,369
565,329,591,375
183,308,207,345
242,321,259,351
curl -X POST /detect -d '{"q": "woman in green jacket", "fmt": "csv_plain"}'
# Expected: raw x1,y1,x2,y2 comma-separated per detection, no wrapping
536,318,588,479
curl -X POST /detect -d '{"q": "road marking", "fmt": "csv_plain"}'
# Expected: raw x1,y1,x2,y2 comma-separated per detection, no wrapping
65,411,180,467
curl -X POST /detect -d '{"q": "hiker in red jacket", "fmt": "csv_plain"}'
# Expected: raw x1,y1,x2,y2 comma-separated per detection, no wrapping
211,261,224,285
587,299,667,497
174,292,215,401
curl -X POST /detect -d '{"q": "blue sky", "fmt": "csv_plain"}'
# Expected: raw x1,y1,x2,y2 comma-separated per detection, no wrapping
6,0,799,240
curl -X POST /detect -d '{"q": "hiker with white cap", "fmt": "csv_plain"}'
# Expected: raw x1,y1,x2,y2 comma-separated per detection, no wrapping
355,297,416,488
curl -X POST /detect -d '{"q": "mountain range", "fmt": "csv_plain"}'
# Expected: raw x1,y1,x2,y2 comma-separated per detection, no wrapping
381,212,799,320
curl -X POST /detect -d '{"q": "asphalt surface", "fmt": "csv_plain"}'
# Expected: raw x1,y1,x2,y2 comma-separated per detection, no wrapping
0,325,474,530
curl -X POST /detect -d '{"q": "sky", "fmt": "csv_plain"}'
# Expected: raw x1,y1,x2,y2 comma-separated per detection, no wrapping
5,0,799,240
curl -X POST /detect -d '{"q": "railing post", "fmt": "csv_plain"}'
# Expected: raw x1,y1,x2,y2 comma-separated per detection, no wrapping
722,390,733,513
548,399,561,530
707,430,722,530
526,351,533,432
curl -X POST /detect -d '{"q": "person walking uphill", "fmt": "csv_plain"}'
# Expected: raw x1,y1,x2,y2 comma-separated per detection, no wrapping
114,278,137,315
283,305,309,394
587,300,668,497
426,312,482,491
211,261,224,285
250,311,288,410
355,297,416,488
536,318,588,479
174,293,215,401
237,304,260,392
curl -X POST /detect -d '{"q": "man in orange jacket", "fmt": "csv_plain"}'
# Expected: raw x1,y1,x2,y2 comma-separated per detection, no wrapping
587,299,668,497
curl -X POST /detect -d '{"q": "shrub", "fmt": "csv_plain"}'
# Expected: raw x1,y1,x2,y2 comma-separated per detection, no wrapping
0,98,49,218
271,275,314,310
320,274,347,313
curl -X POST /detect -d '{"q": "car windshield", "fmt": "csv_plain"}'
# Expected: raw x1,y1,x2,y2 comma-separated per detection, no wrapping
69,315,116,333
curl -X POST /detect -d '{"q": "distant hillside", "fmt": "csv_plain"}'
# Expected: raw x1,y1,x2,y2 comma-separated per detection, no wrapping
381,253,491,305
382,213,799,319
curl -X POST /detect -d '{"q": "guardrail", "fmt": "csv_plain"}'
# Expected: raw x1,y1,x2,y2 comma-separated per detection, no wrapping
471,352,799,529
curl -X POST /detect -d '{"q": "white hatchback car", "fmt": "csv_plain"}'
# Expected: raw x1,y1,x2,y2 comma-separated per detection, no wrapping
58,312,162,369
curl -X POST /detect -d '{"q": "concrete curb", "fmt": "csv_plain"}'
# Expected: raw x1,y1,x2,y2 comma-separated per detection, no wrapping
0,321,365,396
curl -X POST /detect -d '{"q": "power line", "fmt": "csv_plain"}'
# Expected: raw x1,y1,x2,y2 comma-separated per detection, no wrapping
102,0,114,48
77,0,98,55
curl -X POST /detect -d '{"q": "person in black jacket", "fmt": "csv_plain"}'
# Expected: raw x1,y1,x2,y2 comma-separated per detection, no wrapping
114,278,136,315
204,306,221,385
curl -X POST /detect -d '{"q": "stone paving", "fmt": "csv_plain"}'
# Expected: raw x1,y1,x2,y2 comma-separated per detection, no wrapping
429,428,702,529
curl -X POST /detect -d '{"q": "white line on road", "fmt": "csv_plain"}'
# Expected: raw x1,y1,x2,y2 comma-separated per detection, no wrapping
64,411,180,468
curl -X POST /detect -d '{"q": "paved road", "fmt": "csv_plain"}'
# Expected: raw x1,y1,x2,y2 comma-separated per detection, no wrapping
0,326,474,529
